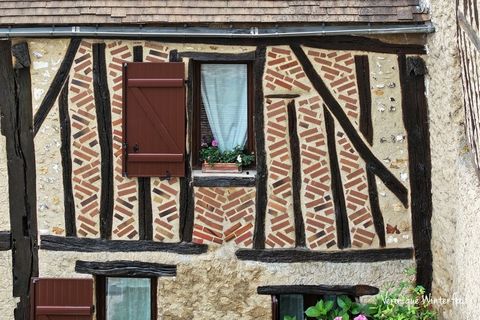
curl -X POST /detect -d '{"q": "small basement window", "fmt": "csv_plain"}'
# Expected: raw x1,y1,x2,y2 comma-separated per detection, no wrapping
274,294,327,320
96,277,157,320
192,62,255,167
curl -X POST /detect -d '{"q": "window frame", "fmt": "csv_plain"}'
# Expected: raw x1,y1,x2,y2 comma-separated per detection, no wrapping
192,60,255,169
95,276,157,320
271,293,356,320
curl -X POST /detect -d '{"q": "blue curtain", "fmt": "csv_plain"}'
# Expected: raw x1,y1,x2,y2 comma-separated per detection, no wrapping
106,278,151,320
201,64,248,152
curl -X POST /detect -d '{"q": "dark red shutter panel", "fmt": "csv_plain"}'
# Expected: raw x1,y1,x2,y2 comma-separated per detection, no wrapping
31,278,94,320
123,62,186,177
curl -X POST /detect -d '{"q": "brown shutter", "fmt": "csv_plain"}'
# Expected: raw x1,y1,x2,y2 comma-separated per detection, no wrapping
123,62,186,177
31,278,94,319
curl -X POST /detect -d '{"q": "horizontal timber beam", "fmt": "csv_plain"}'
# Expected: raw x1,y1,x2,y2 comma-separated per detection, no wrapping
75,260,176,277
236,247,414,263
257,284,379,297
40,235,207,254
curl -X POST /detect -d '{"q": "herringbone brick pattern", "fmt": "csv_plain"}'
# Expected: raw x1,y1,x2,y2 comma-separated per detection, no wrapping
336,130,377,247
297,95,338,250
140,43,181,243
307,49,360,125
69,40,101,237
151,178,180,242
192,187,255,247
264,46,312,94
263,98,296,248
106,40,139,240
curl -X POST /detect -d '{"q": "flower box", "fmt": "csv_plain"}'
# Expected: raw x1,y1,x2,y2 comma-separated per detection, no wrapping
202,162,242,173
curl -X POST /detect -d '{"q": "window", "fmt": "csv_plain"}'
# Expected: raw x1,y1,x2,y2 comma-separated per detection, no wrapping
96,277,157,320
273,294,354,320
192,62,254,167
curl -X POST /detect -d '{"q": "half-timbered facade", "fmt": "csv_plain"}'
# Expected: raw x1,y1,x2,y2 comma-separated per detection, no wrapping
0,1,450,319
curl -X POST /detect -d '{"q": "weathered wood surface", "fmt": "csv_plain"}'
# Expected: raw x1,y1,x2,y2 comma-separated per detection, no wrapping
287,101,306,247
399,55,433,293
257,284,379,297
75,260,177,277
93,43,114,240
193,176,256,187
0,231,11,250
324,108,351,249
1,40,38,320
236,247,414,263
252,46,267,249
59,81,76,237
41,235,208,254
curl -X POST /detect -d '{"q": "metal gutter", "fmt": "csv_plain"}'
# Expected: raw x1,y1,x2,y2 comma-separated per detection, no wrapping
0,23,435,38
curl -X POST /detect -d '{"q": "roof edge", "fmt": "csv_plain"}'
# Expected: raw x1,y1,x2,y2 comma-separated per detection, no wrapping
0,23,435,38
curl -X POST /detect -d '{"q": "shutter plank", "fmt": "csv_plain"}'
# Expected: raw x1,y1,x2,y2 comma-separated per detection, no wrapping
32,278,94,319
124,62,186,177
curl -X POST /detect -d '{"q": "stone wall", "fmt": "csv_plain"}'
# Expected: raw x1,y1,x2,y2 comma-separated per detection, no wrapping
38,248,414,320
426,0,480,318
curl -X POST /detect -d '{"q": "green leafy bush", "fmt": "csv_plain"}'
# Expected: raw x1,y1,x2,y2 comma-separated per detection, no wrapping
283,269,437,320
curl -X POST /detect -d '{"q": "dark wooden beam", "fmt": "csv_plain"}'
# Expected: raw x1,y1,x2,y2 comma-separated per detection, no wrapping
291,45,409,208
324,108,351,249
178,51,255,61
33,38,81,136
133,45,154,241
257,284,379,297
180,58,195,242
138,178,153,240
287,101,306,247
355,55,373,145
83,36,425,55
75,260,176,277
366,168,386,247
253,46,267,249
1,40,38,320
59,81,76,237
264,94,300,99
93,43,114,240
0,231,11,250
399,55,433,294
193,175,256,187
40,235,208,254
236,247,414,263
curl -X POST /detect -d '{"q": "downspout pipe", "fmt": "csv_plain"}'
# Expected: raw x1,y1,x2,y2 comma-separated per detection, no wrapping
0,23,435,38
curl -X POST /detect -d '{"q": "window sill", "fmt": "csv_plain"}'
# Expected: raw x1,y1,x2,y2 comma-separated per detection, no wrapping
192,169,257,187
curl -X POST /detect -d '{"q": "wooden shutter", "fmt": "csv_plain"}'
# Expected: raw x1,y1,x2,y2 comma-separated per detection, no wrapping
31,278,94,320
123,62,186,177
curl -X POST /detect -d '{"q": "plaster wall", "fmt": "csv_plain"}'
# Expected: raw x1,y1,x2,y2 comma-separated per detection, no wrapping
426,0,480,318
39,248,414,320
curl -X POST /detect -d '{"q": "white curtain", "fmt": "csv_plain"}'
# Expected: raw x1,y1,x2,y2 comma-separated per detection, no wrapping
106,278,151,320
201,64,248,152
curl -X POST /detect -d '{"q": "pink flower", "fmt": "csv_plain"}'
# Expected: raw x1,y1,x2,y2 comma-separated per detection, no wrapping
354,315,368,320
334,317,343,320
211,139,218,147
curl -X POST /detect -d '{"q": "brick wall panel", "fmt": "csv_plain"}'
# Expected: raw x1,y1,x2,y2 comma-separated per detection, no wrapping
306,48,360,127
263,98,296,248
296,95,338,250
106,40,139,240
69,40,101,237
192,187,255,247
